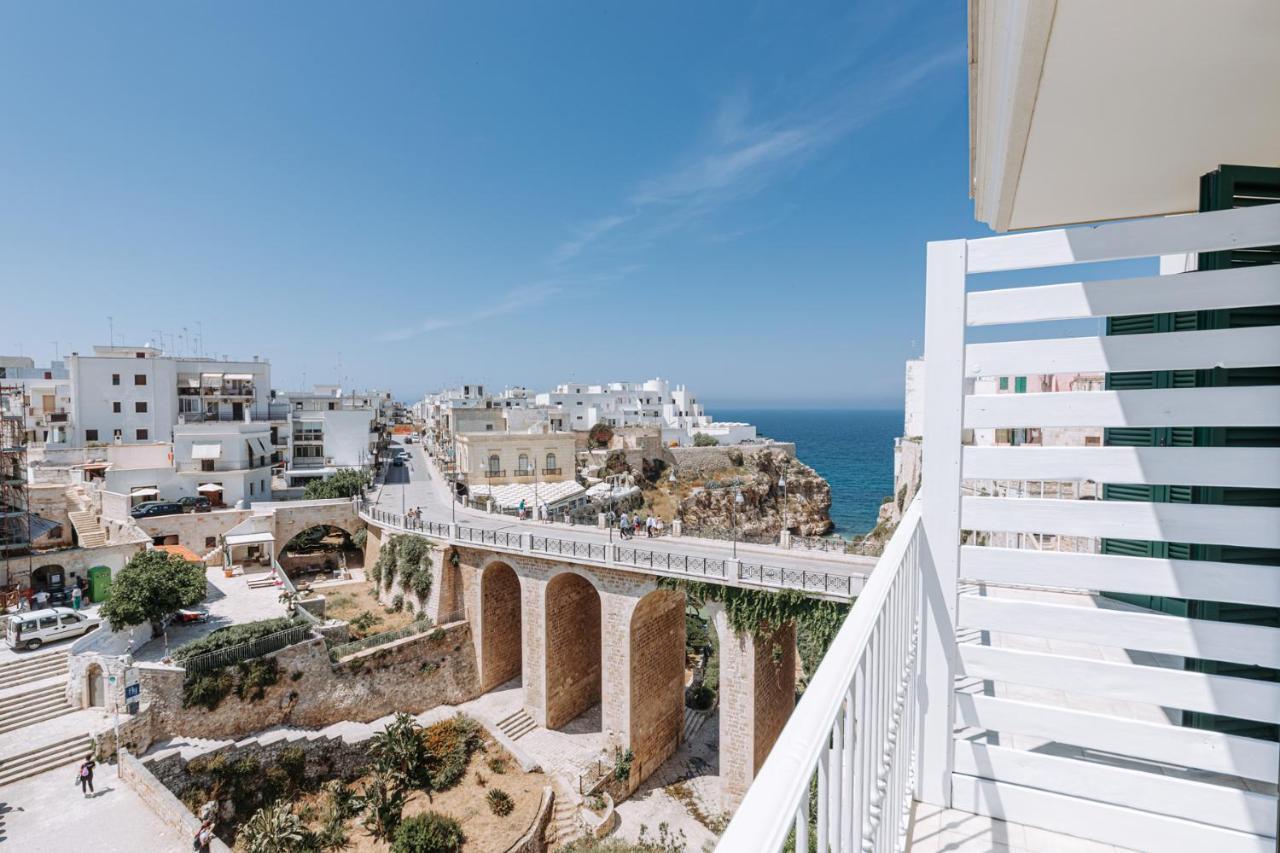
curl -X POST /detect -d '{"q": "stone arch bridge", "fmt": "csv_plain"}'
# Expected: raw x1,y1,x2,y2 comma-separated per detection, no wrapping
361,505,871,807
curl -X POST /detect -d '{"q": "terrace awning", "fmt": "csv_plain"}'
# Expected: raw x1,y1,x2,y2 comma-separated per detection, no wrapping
224,531,274,546
197,483,223,492
191,442,222,459
224,373,254,381
129,487,159,497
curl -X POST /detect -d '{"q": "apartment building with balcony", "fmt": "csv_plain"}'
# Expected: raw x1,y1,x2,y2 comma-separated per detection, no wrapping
0,356,74,447
100,422,275,508
279,386,379,487
66,345,271,446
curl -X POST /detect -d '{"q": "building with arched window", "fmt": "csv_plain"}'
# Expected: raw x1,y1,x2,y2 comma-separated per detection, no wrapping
455,429,576,486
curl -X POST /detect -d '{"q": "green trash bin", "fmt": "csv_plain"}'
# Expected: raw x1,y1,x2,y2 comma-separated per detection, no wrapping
87,565,112,603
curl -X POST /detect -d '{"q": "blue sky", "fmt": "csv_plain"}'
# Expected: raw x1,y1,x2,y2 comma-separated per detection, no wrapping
0,1,984,407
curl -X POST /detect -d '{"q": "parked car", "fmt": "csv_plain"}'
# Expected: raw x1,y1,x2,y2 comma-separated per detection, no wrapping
177,495,212,513
130,501,184,519
393,457,405,467
5,607,101,650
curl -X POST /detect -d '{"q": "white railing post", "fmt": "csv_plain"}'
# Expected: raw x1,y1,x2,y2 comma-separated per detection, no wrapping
916,238,968,807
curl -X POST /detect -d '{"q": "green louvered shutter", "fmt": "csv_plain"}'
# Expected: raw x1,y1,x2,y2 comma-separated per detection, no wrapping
1101,165,1279,740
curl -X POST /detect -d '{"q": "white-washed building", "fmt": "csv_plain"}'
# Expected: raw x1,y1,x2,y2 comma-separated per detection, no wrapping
278,387,378,487
66,345,271,447
0,357,73,447
535,377,756,445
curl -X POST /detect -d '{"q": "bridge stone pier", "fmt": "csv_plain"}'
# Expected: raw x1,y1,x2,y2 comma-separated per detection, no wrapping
362,514,815,802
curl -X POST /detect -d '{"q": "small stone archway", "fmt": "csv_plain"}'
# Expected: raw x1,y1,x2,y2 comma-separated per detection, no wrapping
84,663,106,708
31,564,66,592
627,588,687,783
276,523,359,559
544,571,603,729
479,560,523,691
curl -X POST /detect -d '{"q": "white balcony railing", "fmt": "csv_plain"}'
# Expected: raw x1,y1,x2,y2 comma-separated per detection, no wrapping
719,203,1279,852
717,499,923,851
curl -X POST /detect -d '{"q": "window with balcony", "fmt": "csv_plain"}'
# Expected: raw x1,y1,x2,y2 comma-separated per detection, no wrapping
488,454,501,474
517,453,530,474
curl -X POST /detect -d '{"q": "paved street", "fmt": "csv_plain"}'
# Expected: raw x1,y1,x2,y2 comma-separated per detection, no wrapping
368,438,877,597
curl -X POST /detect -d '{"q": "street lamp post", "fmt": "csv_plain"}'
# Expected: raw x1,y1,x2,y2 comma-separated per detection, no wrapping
778,473,788,540
733,484,744,558
668,470,677,536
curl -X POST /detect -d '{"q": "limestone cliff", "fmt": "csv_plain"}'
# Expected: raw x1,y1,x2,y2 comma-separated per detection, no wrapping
674,448,833,537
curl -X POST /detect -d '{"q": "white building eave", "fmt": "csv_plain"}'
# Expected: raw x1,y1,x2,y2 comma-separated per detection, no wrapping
970,0,1280,232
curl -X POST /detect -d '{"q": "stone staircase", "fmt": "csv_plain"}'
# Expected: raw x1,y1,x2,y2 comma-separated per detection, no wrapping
495,708,537,741
0,731,93,786
0,651,69,691
68,509,108,548
544,784,582,848
0,683,75,735
682,706,713,742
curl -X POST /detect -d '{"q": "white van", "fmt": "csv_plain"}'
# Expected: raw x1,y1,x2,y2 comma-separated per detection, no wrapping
4,607,101,650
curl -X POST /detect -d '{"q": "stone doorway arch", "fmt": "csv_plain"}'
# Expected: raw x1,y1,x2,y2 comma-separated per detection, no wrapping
85,663,106,708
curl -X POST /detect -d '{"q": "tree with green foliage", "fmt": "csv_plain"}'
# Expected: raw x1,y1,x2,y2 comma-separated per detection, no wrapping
100,550,207,653
587,422,614,449
692,432,719,447
304,467,371,500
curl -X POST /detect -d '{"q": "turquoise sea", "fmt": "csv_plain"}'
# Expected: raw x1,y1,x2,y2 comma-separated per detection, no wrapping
717,408,900,537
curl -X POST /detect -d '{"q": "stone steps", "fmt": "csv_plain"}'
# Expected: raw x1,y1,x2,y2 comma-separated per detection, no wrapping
495,709,537,741
683,706,713,742
0,651,69,690
0,731,92,786
545,793,580,848
0,684,74,735
68,510,107,547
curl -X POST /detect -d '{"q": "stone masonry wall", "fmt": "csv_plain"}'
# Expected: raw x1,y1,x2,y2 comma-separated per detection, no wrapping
544,572,602,730
480,562,523,691
136,508,249,556
138,623,480,740
752,621,796,773
628,589,686,785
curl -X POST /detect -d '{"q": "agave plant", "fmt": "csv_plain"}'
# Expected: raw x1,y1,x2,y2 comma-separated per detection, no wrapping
240,802,307,853
370,712,431,790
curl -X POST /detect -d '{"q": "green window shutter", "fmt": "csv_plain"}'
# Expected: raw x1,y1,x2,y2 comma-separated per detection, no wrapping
1101,165,1280,742
1013,376,1026,393
998,377,1008,391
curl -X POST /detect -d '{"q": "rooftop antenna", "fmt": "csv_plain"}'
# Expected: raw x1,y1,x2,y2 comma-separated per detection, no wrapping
107,316,114,348
196,321,204,357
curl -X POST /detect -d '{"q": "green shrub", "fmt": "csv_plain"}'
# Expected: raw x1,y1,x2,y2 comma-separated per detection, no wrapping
391,593,404,612
486,787,514,817
353,528,368,549
234,657,280,702
349,610,379,636
304,468,370,500
182,668,234,710
172,617,305,663
422,715,484,792
486,755,508,775
692,432,718,447
686,684,715,711
392,811,464,853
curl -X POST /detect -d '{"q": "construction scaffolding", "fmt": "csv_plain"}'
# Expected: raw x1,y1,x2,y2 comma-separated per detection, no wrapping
1,383,32,591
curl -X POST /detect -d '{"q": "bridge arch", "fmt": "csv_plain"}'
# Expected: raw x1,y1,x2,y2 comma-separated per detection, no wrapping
544,569,603,729
479,559,523,691
628,588,687,782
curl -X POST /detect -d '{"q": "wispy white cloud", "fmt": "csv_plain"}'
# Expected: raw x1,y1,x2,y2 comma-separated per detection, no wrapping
377,283,561,343
551,44,964,263
550,213,634,265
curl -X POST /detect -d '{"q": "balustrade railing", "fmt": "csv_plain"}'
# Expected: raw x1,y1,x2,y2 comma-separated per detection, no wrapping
717,500,923,852
739,562,854,597
530,535,608,562
615,546,727,579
